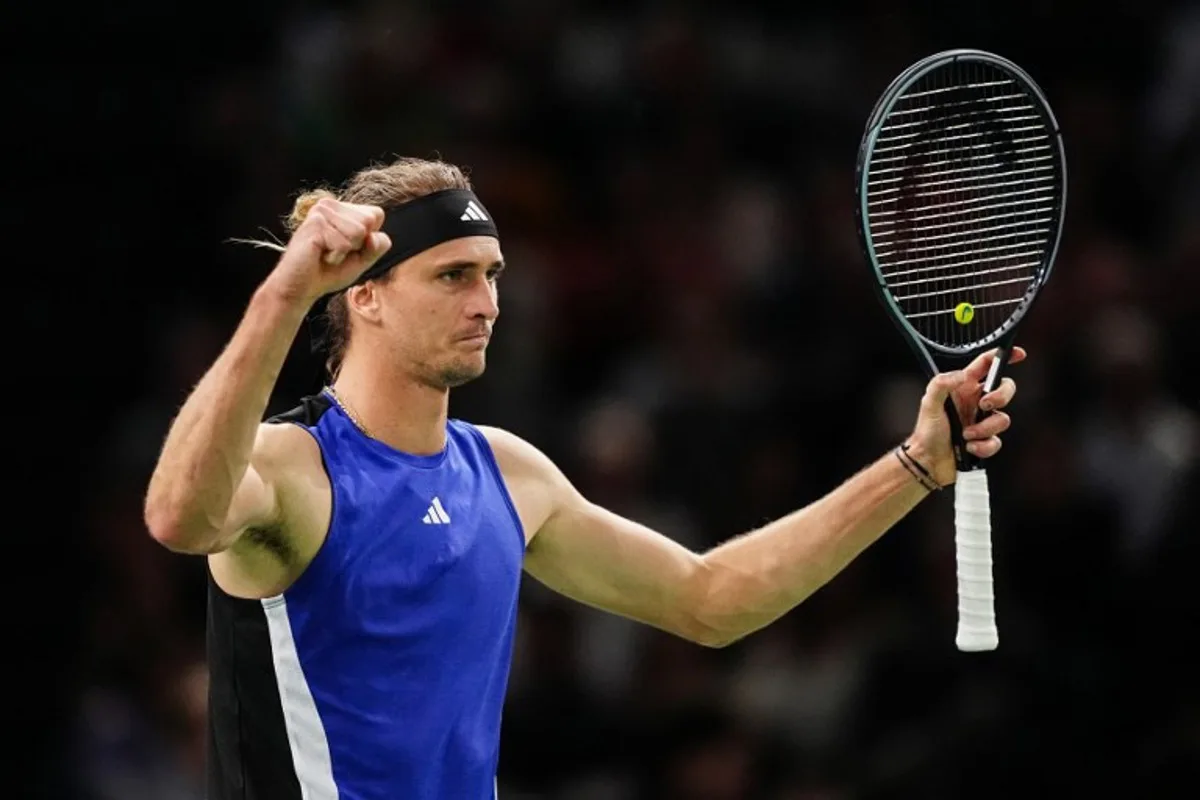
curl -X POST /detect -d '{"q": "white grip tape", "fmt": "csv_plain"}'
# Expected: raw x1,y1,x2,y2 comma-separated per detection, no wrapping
954,469,997,651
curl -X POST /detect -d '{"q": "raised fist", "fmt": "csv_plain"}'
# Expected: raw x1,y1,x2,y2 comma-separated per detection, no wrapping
274,198,393,302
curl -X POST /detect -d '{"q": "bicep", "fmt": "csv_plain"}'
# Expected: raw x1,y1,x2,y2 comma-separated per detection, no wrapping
209,424,328,597
212,426,292,552
523,493,712,642
479,423,713,642
220,462,280,546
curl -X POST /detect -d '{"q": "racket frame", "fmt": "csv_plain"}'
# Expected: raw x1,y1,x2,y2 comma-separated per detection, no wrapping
854,47,1067,471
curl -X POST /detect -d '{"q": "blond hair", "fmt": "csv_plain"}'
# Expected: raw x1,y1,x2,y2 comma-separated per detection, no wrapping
246,157,473,379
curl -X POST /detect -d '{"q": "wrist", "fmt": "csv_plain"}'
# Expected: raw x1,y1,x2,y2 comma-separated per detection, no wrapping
896,440,947,491
257,272,321,314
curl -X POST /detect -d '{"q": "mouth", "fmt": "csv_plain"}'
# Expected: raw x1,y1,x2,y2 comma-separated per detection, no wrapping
456,331,491,346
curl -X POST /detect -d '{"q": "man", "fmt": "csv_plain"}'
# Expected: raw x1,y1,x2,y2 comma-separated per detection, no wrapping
145,156,1021,799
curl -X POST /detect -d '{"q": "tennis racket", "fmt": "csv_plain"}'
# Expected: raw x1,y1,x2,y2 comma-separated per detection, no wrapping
854,49,1067,651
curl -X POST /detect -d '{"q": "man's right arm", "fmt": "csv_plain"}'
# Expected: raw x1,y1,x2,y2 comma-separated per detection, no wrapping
143,283,312,554
143,197,392,554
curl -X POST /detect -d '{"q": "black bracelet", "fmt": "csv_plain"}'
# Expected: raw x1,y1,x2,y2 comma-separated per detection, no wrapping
895,444,942,491
895,447,934,490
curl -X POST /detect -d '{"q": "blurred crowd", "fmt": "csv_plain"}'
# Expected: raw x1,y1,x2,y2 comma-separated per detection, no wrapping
62,2,1197,798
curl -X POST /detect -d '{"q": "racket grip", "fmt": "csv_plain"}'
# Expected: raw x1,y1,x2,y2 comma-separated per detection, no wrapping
954,469,997,651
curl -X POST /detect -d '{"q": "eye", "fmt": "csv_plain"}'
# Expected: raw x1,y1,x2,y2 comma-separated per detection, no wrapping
486,266,505,282
439,268,466,282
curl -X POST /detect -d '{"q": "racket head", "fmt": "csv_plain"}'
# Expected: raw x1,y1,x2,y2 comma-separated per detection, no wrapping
854,49,1067,374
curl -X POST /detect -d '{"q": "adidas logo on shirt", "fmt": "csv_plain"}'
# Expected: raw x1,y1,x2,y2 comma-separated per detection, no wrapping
422,497,452,525
460,200,488,222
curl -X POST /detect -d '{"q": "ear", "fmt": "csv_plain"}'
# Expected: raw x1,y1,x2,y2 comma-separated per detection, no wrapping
344,282,383,323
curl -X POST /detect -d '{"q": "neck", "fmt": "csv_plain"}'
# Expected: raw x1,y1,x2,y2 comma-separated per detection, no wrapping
330,354,450,456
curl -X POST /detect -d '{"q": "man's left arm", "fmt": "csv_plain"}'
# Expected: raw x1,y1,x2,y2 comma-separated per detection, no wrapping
496,431,930,647
485,348,1020,648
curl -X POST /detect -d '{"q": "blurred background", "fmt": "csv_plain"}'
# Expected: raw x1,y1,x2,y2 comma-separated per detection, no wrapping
23,1,1198,798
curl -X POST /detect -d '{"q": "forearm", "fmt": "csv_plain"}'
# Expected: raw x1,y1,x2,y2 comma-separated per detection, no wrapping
144,278,311,541
697,449,931,644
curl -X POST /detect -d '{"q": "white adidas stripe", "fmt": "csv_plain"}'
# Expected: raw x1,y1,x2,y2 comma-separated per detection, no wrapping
430,496,451,523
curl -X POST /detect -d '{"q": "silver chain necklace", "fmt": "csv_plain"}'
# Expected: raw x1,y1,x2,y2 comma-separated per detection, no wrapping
325,386,369,437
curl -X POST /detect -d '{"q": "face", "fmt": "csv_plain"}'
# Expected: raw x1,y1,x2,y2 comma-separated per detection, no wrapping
348,236,504,389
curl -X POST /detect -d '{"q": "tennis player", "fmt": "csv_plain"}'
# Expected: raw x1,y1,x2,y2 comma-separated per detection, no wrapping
144,156,1022,800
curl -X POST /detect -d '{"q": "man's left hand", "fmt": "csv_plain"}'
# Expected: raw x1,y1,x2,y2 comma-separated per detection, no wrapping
906,346,1026,487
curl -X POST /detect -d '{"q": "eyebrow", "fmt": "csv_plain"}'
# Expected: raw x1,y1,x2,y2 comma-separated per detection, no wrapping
432,259,506,272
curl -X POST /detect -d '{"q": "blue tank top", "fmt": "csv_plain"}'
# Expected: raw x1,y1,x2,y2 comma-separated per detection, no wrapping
258,393,525,799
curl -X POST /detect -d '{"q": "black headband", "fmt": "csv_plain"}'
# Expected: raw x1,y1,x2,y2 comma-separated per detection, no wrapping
309,188,499,355
354,188,499,285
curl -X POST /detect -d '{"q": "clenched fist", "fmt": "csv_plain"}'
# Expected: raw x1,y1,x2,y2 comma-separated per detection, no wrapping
272,198,393,304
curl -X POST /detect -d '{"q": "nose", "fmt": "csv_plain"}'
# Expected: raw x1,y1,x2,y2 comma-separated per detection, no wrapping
466,273,500,321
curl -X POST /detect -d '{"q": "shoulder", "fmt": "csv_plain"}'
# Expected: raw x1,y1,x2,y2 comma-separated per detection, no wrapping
255,393,335,474
252,417,330,537
474,425,576,542
254,418,323,480
473,425,561,482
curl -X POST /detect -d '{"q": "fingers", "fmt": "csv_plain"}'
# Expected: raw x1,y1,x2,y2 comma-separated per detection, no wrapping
964,410,1010,441
923,370,967,409
964,383,1014,458
326,231,392,269
963,349,997,382
964,346,1028,383
320,231,357,266
364,231,392,259
980,377,1016,412
933,347,1024,461
966,436,1003,458
330,231,393,271
310,199,386,265
343,202,386,230
331,203,386,243
325,210,368,258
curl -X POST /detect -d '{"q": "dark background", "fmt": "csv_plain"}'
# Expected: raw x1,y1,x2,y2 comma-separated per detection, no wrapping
19,1,1198,798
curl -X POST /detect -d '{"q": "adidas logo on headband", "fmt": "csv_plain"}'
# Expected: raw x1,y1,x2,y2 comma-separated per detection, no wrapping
460,200,489,222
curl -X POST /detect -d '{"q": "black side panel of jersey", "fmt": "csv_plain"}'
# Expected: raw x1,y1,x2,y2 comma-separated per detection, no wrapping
207,394,332,800
207,579,302,800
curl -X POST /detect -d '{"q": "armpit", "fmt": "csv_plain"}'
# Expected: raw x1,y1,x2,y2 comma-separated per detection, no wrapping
243,525,296,565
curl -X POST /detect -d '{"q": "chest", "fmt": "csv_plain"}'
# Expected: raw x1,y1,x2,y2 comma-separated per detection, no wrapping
320,461,524,621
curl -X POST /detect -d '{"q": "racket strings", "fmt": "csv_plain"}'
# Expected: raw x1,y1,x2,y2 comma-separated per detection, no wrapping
872,211,1054,246
865,60,1060,350
870,118,1046,148
878,229,1052,264
887,255,1046,287
869,161,1054,195
871,186,1055,221
883,90,1028,116
868,142,1053,172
